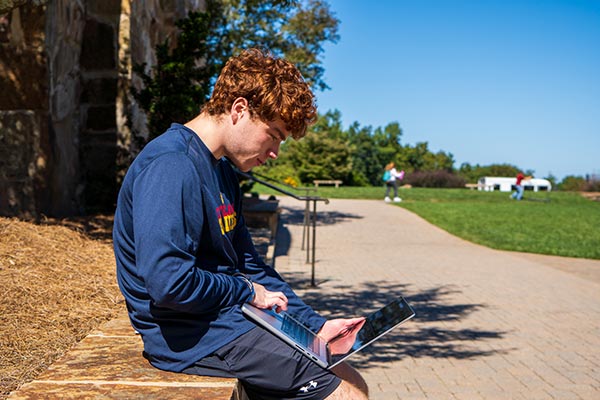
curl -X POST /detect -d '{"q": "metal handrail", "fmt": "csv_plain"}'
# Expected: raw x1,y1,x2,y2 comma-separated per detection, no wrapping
236,169,328,286
245,170,317,196
240,171,318,255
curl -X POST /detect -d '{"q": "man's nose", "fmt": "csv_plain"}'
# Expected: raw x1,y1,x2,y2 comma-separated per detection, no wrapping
268,143,280,159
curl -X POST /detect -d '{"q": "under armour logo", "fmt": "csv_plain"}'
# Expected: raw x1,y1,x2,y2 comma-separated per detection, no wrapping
299,380,318,393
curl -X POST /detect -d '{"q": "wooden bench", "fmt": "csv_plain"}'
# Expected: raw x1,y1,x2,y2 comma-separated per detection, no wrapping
242,198,280,239
465,183,493,190
313,179,342,188
8,309,246,400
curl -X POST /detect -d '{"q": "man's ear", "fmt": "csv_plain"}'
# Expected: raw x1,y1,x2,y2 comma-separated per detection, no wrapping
231,97,249,124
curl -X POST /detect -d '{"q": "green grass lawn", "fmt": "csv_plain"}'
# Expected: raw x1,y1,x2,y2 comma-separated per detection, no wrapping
253,183,600,259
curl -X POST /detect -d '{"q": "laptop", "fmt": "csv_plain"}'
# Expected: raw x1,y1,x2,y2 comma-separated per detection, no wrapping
241,297,415,369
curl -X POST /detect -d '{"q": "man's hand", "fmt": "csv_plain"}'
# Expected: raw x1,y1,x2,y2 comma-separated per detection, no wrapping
250,282,288,313
318,318,366,355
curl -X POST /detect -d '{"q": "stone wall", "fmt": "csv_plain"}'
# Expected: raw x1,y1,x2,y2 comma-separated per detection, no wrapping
0,0,205,218
78,0,121,212
45,0,86,215
0,111,45,217
0,4,48,217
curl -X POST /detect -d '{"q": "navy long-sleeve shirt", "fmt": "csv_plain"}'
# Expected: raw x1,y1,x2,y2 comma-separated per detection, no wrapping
113,124,326,372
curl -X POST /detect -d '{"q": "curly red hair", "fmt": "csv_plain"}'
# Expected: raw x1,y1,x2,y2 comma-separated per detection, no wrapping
203,48,317,139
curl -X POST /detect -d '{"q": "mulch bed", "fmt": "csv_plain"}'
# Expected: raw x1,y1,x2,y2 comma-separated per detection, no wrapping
0,216,122,398
0,214,274,398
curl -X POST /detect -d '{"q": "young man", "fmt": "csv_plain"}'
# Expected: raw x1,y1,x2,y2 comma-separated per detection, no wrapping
113,48,368,399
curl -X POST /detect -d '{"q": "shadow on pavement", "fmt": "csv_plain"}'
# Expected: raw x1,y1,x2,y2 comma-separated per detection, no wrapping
274,206,362,258
282,276,509,369
274,204,509,369
279,205,363,226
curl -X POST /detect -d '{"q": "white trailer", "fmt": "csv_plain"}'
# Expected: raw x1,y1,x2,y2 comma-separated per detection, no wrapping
476,176,552,192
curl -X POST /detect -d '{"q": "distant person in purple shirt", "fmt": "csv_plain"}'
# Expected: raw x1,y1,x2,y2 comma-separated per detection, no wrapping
383,162,404,203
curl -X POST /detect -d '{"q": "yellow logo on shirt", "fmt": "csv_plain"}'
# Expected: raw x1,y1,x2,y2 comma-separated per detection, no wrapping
216,193,237,234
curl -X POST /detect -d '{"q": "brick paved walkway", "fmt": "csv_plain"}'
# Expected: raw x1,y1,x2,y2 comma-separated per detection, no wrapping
274,197,600,400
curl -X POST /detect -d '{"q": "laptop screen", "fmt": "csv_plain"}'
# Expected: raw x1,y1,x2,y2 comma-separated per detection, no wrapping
329,297,415,367
242,297,415,369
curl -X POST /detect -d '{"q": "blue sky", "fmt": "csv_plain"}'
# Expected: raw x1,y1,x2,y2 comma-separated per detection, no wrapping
314,0,600,181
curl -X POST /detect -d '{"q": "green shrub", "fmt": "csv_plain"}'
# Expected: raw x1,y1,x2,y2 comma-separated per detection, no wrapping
583,178,600,192
405,171,466,188
558,175,586,191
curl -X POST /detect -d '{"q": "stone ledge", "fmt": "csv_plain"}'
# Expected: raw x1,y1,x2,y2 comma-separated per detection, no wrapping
8,311,245,400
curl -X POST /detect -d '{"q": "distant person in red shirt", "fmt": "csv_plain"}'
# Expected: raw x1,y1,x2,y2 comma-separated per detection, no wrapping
511,172,532,200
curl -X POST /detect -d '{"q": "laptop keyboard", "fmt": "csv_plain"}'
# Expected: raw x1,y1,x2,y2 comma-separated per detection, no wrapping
281,314,318,353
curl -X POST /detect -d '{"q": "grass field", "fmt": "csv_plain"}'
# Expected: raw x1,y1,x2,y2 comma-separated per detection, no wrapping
253,183,600,259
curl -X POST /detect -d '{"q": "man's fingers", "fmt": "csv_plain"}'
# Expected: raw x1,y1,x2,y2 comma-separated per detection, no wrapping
261,291,288,312
349,317,366,325
271,292,288,312
250,284,288,311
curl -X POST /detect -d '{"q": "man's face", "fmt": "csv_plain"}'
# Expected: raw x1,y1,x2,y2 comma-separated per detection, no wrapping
226,114,290,172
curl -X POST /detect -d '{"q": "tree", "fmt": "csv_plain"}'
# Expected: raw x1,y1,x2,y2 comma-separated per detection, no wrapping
211,0,338,91
260,111,464,187
132,0,339,140
132,9,219,139
347,122,380,185
260,111,352,184
421,150,455,172
543,173,557,189
403,142,429,172
558,175,586,191
373,122,402,163
458,162,524,183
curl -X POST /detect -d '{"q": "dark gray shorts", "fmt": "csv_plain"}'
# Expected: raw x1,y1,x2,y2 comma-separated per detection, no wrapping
183,327,341,400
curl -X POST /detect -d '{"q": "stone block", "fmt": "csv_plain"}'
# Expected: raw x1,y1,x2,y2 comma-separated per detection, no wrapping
0,47,47,109
160,0,178,11
7,310,241,400
80,139,117,212
0,180,34,216
8,383,238,399
81,77,118,104
51,78,78,121
86,0,122,18
0,110,35,179
0,110,41,216
81,136,117,171
80,18,115,70
85,105,116,130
